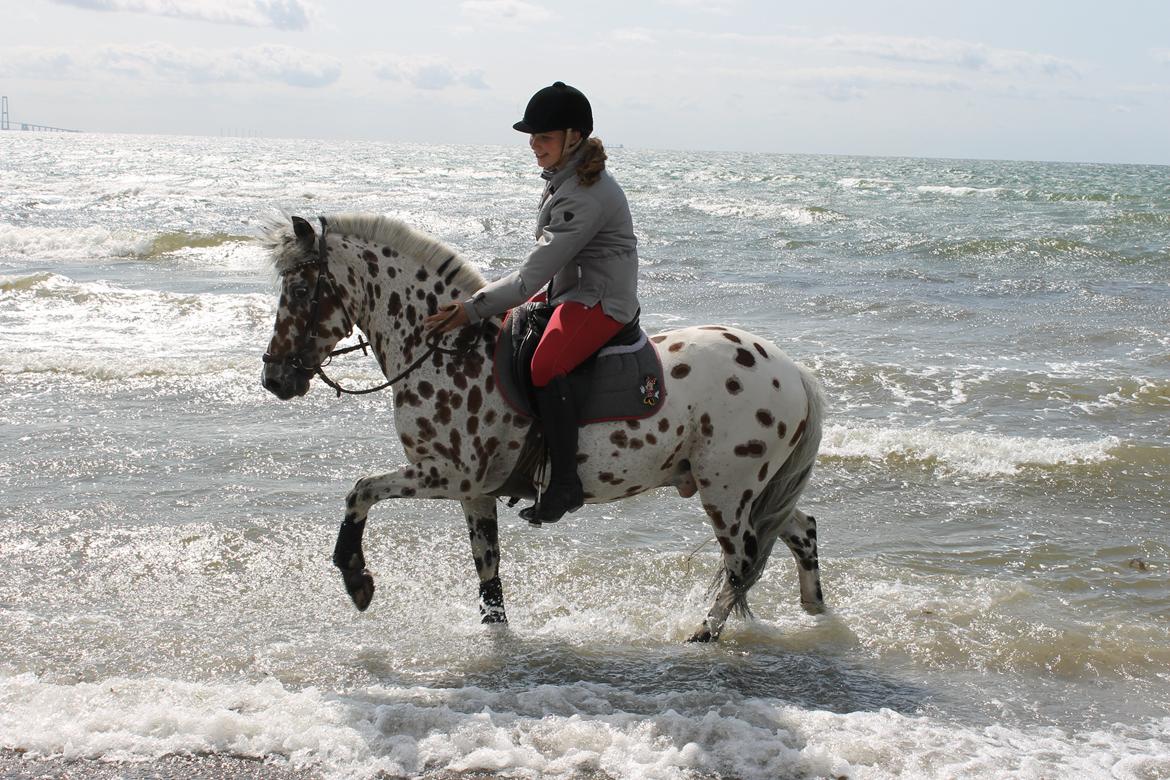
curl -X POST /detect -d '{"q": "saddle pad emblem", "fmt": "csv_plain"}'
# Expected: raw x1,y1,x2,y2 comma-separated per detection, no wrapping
640,375,661,406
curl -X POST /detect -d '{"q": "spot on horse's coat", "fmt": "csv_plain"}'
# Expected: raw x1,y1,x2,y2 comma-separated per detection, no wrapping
388,291,402,316
777,421,788,438
415,267,428,281
756,409,774,427
610,430,629,448
790,419,807,447
668,342,684,352
754,342,769,359
467,385,483,415
726,377,742,395
658,418,670,432
671,364,691,379
386,266,397,278
735,348,756,368
758,463,769,481
772,378,781,390
651,335,667,343
734,440,767,457
381,247,393,257
417,418,437,441
704,503,726,529
418,381,434,399
700,414,714,438
460,479,471,492
363,249,377,263
722,332,742,344
699,326,727,331
599,472,623,485
646,433,657,445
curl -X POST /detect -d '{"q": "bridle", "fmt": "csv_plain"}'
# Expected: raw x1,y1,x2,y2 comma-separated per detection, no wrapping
262,216,481,397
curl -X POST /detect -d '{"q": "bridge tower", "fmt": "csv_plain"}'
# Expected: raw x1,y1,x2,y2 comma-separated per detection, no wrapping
1,96,9,131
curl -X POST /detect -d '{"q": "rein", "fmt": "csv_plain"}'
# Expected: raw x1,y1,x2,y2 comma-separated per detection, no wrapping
263,216,482,398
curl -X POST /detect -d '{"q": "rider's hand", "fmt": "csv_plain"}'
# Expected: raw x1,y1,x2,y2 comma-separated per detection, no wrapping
423,302,470,334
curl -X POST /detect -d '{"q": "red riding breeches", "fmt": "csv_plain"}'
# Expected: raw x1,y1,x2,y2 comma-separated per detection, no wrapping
530,301,624,388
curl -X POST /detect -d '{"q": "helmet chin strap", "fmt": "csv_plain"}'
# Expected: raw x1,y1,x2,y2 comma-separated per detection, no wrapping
560,129,583,163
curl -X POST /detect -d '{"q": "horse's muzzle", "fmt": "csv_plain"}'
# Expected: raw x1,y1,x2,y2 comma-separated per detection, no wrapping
261,361,311,400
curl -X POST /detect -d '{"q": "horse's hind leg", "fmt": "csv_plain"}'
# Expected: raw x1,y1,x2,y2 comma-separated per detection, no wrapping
688,492,760,643
462,497,506,624
779,509,824,614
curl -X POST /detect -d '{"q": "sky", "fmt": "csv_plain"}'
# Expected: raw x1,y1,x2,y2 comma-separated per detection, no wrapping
2,0,1169,164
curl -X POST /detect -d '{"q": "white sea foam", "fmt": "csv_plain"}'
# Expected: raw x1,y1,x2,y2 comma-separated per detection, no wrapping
0,223,151,261
916,185,1006,197
821,423,1120,476
837,177,897,190
686,199,841,224
1,674,1165,779
0,273,276,376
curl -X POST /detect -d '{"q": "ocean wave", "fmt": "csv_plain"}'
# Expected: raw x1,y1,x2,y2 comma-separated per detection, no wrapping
916,185,1007,197
837,177,897,190
0,273,277,377
685,199,844,224
820,423,1120,476
1,673,1165,779
0,223,257,264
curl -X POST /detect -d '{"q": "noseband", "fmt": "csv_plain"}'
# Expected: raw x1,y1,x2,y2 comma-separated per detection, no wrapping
263,216,480,397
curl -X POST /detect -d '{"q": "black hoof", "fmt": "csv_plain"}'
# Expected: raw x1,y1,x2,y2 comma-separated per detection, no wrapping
341,567,375,611
481,609,507,624
479,577,506,623
687,627,715,643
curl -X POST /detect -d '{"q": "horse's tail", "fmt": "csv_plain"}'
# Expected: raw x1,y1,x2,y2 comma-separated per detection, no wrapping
725,363,825,617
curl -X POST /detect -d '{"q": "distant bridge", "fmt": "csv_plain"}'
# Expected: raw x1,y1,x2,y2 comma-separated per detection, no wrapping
0,96,82,133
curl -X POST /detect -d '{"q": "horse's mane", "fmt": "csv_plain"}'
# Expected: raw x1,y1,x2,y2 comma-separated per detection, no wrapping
262,212,486,293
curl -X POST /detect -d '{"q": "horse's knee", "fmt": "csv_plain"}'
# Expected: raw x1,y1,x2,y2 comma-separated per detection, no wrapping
346,477,378,516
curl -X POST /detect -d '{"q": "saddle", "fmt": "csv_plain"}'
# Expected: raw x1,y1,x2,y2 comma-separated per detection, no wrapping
492,302,666,424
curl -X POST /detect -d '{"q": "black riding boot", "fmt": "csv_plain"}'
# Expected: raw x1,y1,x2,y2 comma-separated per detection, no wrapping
520,374,584,525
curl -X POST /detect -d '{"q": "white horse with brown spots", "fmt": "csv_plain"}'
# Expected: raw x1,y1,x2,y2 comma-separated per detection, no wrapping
260,213,825,641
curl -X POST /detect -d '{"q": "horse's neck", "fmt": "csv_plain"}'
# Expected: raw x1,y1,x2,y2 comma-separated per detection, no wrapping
329,235,495,381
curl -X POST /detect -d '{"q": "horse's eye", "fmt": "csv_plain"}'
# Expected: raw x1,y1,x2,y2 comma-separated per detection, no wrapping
290,284,310,301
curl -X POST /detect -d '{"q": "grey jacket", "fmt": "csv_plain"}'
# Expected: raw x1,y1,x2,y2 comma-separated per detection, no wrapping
465,148,640,325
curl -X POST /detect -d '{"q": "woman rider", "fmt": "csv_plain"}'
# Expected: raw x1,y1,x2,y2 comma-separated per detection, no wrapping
424,81,641,524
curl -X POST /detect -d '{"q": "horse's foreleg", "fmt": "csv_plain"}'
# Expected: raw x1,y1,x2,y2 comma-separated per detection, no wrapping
461,497,506,624
334,460,480,612
779,509,824,614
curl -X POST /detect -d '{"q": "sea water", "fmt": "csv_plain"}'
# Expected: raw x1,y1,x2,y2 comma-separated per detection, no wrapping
1,132,1168,779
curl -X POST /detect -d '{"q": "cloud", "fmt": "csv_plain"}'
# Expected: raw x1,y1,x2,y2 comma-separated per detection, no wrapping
1153,49,1170,66
610,28,657,45
50,0,314,30
0,43,341,87
767,65,971,101
373,57,488,91
459,0,552,29
657,0,738,11
818,34,1082,77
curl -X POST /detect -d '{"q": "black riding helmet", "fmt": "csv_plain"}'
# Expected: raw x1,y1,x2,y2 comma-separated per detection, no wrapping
513,82,593,137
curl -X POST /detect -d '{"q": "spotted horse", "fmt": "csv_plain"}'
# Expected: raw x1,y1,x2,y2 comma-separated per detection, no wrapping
260,213,826,642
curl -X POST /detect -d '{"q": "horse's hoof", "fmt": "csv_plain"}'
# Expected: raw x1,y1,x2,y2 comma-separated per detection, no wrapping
801,600,826,615
687,627,715,643
341,568,375,611
480,608,507,625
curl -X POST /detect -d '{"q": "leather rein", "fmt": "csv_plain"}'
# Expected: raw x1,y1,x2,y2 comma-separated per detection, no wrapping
262,216,479,397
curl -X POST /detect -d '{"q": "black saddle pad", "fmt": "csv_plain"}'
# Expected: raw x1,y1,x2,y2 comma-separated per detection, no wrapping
492,303,666,424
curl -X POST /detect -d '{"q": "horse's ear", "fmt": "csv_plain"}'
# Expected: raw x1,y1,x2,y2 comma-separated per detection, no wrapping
291,216,316,245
